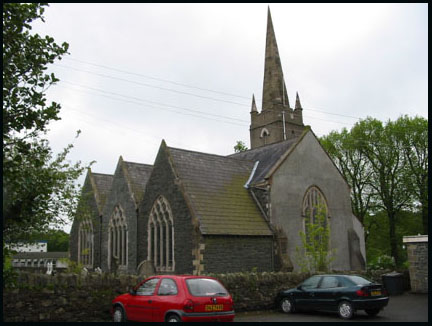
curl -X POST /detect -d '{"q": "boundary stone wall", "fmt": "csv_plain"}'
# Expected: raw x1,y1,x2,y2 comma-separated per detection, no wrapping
3,269,400,322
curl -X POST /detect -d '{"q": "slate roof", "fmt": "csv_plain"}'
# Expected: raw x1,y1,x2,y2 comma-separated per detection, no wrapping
91,173,114,212
123,161,153,204
168,146,272,236
229,138,299,185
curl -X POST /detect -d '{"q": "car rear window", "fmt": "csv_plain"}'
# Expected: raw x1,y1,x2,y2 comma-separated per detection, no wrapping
186,278,228,297
346,275,372,285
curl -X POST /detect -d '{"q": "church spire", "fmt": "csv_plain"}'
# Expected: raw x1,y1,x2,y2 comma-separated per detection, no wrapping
251,94,258,113
295,92,303,110
262,7,289,110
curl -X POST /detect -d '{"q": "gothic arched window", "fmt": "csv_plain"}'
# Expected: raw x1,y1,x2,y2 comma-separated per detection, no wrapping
260,128,270,145
148,196,174,272
108,206,128,270
302,186,329,241
78,219,94,267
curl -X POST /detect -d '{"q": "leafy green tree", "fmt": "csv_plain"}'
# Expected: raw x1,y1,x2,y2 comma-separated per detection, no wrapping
3,3,87,242
395,116,428,234
351,117,413,266
234,140,248,153
22,229,70,252
295,203,335,272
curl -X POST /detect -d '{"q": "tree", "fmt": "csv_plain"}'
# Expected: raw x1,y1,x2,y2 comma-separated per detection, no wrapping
22,229,70,252
351,117,413,266
395,116,428,234
234,140,248,153
320,128,376,225
3,3,87,242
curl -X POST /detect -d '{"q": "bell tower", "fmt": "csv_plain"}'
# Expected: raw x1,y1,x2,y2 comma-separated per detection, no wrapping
250,7,304,149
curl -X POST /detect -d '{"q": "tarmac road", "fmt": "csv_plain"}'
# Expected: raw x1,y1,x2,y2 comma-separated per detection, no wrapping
234,292,428,322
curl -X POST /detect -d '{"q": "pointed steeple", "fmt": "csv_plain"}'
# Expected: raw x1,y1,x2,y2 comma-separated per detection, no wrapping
295,92,302,110
262,7,289,110
251,94,258,113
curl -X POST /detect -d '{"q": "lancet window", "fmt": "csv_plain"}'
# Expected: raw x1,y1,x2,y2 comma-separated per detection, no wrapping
148,196,174,272
302,186,330,241
78,219,94,267
108,206,128,269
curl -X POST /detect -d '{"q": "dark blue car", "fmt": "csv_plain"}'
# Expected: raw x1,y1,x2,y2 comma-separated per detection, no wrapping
276,274,389,319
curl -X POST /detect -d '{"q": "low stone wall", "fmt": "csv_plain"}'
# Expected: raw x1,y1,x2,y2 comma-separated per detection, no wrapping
3,269,400,322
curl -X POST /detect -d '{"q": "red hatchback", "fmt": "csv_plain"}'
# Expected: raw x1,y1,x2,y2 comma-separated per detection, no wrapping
111,275,235,322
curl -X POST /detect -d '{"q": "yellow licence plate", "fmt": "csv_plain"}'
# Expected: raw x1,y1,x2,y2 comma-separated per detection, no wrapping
371,290,381,296
205,304,224,312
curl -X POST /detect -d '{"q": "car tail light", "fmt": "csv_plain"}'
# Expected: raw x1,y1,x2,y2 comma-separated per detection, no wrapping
356,288,370,297
382,288,388,296
183,299,194,313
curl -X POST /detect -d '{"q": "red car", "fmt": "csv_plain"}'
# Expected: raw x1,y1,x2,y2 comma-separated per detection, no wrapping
111,275,235,322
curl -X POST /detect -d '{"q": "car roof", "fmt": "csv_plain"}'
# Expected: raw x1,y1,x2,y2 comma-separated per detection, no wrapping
148,275,218,280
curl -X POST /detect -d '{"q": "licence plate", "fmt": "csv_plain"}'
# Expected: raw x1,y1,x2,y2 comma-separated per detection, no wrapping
371,290,381,296
205,304,224,312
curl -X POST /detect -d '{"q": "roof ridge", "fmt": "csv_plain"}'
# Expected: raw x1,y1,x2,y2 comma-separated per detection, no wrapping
229,138,299,157
123,161,153,167
91,172,114,177
168,146,254,164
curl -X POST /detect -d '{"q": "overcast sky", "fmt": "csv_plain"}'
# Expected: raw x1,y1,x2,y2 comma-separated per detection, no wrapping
30,3,427,232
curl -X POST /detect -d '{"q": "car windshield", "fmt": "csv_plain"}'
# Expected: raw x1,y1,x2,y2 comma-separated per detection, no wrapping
186,278,228,297
346,275,372,285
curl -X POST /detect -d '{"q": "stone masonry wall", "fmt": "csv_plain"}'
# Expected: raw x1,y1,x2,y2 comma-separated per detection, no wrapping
203,235,273,273
406,241,428,293
3,269,398,322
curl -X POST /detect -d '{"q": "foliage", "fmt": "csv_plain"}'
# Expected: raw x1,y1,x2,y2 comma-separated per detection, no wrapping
3,3,89,242
60,258,84,274
3,3,68,138
295,203,335,273
234,140,248,153
367,254,396,271
3,243,18,288
365,210,423,266
321,115,427,267
19,228,70,252
395,115,428,234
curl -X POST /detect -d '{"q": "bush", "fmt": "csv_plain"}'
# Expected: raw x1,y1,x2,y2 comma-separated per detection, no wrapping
367,254,396,270
3,243,18,288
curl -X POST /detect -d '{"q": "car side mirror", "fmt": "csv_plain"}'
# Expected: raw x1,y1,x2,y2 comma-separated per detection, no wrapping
129,289,137,295
297,285,303,291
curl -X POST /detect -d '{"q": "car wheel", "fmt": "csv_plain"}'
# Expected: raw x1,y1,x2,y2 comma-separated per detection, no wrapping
338,301,354,319
365,308,380,316
280,297,295,313
113,306,126,322
166,314,181,322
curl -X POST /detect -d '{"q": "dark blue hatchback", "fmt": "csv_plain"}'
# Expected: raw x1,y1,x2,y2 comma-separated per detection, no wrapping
276,275,389,319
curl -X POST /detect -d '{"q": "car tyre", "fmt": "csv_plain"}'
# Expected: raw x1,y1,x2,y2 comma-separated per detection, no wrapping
113,306,126,322
280,297,295,313
365,308,380,316
338,301,354,320
166,314,181,322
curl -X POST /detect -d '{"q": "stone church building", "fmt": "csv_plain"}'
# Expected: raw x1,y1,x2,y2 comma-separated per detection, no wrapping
70,8,366,274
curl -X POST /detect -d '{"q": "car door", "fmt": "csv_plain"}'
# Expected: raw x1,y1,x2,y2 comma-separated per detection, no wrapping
127,278,160,322
314,276,341,311
151,278,181,322
295,275,322,310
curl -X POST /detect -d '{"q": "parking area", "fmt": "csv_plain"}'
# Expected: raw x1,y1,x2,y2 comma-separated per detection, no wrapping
234,292,428,322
